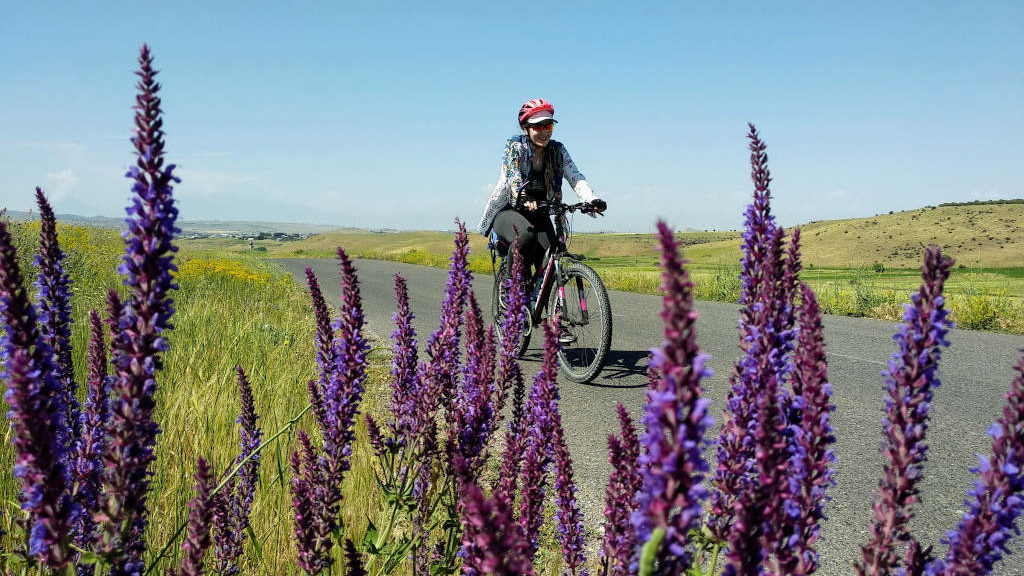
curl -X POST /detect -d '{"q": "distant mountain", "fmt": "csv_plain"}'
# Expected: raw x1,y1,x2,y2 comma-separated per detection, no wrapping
2,210,342,235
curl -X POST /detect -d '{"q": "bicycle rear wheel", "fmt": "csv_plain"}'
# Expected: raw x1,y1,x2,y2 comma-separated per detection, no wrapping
492,259,531,357
549,261,612,383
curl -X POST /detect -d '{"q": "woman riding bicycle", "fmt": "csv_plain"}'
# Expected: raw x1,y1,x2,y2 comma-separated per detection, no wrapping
476,98,607,287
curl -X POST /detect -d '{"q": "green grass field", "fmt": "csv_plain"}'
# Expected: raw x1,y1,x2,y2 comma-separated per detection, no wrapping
0,221,407,573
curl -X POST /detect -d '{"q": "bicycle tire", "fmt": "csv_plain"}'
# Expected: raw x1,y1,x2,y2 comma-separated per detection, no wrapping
549,261,612,383
492,259,531,357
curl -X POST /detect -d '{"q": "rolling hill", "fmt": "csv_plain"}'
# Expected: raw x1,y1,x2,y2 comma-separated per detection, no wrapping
683,202,1024,268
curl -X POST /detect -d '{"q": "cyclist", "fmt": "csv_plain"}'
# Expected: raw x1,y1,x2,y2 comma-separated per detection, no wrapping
476,98,607,290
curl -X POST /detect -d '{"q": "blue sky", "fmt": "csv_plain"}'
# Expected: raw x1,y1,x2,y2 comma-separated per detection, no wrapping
1,1,1021,232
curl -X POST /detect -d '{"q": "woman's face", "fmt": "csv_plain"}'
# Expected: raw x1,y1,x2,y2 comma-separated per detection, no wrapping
524,121,554,148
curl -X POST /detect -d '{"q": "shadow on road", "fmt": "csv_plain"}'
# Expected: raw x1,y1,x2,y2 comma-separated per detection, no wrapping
517,348,649,387
590,349,651,385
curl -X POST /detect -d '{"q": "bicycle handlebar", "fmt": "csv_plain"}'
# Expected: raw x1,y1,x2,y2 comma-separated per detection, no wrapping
534,200,605,217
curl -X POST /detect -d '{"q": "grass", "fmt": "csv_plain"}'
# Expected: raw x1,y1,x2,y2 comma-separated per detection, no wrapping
0,221,403,573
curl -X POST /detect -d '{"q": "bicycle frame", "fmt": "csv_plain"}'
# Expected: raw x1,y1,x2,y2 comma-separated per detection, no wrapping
522,206,589,327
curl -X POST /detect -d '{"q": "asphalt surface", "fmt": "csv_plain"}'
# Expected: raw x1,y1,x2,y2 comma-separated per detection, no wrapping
277,257,1024,575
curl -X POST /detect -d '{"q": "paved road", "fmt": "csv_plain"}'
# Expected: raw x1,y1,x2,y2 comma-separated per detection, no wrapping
277,257,1024,575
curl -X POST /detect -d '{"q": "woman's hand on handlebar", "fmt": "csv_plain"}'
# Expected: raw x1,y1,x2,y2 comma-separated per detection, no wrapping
590,198,607,213
523,200,539,212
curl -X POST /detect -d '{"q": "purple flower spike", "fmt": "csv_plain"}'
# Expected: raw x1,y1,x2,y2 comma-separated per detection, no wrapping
72,310,111,572
857,245,954,576
450,292,499,476
306,378,328,433
290,249,368,574
928,353,1024,575
307,248,369,548
713,124,782,542
176,458,215,576
305,267,335,386
739,123,777,309
494,237,528,422
323,247,368,474
405,223,470,513
34,187,79,454
344,539,367,576
709,125,805,576
746,225,803,575
0,219,75,569
788,283,836,575
550,376,589,575
365,413,386,456
412,418,438,530
495,405,527,504
291,431,331,574
456,456,534,576
104,289,125,361
601,404,641,576
388,274,421,445
419,220,471,416
518,317,563,559
632,221,713,574
100,44,181,575
781,228,803,334
213,366,262,575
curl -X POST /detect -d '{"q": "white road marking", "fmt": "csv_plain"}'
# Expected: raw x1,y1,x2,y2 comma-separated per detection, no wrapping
829,352,888,366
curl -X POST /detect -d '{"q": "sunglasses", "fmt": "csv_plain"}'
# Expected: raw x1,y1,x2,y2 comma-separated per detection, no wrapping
529,122,555,131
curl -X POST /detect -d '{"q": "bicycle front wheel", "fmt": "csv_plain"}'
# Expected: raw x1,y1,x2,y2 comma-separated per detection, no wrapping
549,261,612,383
492,258,531,357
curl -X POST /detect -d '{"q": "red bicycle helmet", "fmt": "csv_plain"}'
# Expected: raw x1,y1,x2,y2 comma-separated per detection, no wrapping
518,98,555,126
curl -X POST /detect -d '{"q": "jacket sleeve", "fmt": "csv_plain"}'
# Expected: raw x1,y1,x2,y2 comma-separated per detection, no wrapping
477,138,526,236
559,144,597,203
476,168,510,236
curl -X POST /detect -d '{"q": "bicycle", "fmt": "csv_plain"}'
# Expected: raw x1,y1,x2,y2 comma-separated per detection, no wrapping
488,201,613,383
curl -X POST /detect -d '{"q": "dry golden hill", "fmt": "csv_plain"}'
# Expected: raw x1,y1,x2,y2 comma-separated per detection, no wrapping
684,202,1024,269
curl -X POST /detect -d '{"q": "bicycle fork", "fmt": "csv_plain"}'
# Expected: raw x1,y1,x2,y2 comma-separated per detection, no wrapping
530,257,590,327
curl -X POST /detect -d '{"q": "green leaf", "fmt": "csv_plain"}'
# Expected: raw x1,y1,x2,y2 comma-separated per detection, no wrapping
429,562,459,576
381,536,415,574
2,553,26,568
246,524,263,558
639,527,666,576
275,441,285,490
362,519,380,555
69,544,106,566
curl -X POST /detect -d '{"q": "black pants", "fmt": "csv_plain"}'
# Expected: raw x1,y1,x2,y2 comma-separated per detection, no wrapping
491,207,556,282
